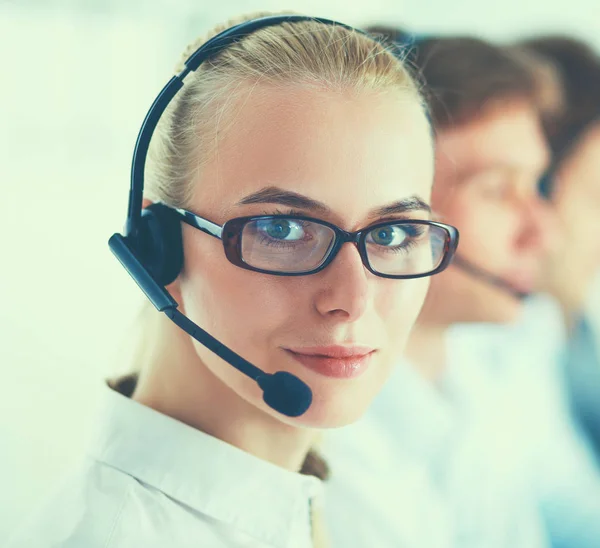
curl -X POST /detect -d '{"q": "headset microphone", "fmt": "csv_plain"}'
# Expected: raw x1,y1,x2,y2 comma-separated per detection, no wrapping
107,15,366,418
451,254,531,300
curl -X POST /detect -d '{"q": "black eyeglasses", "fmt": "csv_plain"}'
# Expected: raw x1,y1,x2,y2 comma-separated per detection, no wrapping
169,206,459,279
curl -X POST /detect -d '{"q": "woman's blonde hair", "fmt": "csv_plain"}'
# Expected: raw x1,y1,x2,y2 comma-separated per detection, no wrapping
124,12,426,548
145,12,425,207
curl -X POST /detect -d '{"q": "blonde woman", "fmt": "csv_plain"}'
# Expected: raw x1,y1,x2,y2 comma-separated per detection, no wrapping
7,13,458,548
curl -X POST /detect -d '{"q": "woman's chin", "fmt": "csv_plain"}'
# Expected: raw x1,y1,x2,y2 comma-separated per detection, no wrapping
284,396,369,429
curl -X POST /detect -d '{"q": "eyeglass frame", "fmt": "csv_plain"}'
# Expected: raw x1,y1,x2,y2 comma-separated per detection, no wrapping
168,206,459,279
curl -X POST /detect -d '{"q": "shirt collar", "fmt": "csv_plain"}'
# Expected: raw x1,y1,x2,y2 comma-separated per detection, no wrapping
86,381,323,547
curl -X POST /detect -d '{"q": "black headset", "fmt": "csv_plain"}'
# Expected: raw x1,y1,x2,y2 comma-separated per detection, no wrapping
108,15,364,418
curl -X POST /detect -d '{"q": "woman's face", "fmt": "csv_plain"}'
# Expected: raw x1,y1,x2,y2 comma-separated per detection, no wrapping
171,84,434,428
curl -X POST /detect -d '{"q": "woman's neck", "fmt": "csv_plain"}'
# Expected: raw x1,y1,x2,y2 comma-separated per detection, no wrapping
130,310,317,473
404,322,448,382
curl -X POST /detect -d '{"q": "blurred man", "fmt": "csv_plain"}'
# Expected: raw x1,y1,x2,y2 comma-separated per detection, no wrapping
514,36,600,461
522,37,600,323
324,32,600,548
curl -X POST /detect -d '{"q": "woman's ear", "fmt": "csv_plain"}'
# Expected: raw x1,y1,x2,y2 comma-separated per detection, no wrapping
140,197,184,308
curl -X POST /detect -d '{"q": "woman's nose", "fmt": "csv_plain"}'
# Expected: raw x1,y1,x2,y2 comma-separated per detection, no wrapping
313,242,370,322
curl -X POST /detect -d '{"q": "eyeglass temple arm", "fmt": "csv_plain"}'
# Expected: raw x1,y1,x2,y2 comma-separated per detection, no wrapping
173,208,223,239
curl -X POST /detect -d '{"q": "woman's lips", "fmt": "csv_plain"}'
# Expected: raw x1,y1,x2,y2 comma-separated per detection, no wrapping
284,345,375,379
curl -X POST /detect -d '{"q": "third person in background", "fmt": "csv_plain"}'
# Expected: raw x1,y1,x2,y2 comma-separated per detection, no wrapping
516,35,600,461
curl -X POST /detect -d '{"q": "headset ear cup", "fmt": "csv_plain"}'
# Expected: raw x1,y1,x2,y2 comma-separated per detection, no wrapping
137,203,184,286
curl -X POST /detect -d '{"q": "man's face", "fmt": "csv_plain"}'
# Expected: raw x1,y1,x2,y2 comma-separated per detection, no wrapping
544,122,600,310
423,100,552,324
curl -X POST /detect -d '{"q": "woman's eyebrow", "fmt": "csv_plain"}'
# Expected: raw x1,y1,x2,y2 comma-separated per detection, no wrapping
372,196,432,216
238,187,330,213
238,186,431,215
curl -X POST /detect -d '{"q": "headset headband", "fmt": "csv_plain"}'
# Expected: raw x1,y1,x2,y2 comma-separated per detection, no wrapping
125,15,357,239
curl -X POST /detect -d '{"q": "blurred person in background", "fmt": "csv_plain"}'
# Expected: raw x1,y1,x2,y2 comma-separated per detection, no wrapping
324,31,600,548
516,36,600,460
5,13,460,548
521,37,600,323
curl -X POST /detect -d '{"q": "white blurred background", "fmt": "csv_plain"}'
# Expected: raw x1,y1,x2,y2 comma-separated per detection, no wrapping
1,0,599,541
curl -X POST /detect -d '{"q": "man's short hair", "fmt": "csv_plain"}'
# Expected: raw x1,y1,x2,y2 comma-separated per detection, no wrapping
519,36,600,164
366,28,538,130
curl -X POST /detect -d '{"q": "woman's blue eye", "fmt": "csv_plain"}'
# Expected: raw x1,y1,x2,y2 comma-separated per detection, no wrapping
258,219,306,241
369,225,408,246
266,219,291,239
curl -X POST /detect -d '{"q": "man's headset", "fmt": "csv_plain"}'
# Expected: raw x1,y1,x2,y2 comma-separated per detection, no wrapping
107,15,371,418
450,255,531,300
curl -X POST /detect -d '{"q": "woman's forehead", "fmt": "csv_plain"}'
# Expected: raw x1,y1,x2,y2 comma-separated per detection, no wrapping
193,84,434,220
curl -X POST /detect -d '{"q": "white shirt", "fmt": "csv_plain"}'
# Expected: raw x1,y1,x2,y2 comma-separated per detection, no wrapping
448,294,600,548
7,381,323,548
